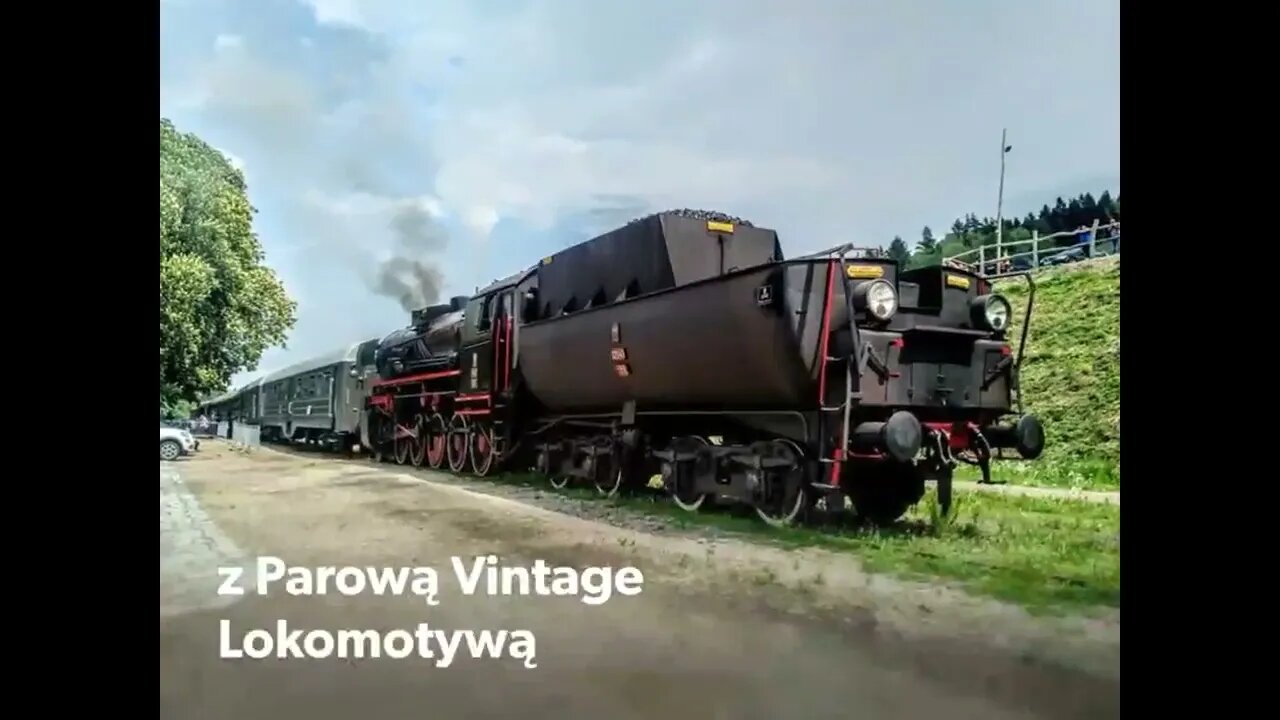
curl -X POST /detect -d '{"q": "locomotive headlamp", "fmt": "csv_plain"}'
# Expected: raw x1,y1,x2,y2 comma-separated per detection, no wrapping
970,294,1012,332
854,279,898,321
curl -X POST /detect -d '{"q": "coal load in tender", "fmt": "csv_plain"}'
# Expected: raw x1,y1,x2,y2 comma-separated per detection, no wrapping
531,209,780,324
626,207,756,228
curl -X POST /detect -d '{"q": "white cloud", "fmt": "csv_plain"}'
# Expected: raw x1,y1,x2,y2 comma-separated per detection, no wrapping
462,205,499,240
275,2,850,242
268,0,1116,251
301,189,444,222
213,33,242,50
297,0,367,29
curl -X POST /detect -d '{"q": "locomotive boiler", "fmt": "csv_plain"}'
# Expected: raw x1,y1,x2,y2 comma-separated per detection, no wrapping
373,296,469,380
359,209,1046,527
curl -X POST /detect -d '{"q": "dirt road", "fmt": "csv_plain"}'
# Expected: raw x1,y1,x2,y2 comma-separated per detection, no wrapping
160,444,1119,720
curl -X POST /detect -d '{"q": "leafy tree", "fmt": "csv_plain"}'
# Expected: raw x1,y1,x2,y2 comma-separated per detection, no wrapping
160,118,296,411
887,235,910,266
162,399,197,420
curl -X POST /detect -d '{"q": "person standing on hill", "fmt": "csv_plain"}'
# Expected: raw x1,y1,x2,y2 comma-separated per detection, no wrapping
1076,225,1095,257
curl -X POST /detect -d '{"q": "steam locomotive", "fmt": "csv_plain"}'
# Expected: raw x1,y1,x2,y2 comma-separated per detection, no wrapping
357,209,1046,526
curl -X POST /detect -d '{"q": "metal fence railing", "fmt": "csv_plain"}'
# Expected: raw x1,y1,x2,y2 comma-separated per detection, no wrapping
942,219,1120,276
230,424,261,449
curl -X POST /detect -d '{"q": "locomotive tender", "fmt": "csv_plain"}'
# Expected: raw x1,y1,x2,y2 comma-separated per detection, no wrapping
356,209,1046,526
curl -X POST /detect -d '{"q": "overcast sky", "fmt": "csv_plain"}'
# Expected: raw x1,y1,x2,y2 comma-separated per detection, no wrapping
159,0,1119,388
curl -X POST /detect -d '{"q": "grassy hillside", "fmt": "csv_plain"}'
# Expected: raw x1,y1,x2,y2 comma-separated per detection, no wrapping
961,256,1120,490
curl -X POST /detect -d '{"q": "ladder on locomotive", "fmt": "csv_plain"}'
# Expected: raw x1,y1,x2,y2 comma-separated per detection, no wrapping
814,248,871,491
489,313,513,461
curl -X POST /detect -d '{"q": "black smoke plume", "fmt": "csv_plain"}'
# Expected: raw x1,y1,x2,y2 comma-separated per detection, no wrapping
371,202,449,313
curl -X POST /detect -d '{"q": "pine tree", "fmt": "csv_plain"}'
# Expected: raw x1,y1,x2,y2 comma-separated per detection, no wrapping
888,236,909,266
917,226,936,252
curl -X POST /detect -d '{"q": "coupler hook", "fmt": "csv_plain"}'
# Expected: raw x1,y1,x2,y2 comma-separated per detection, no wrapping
933,429,956,468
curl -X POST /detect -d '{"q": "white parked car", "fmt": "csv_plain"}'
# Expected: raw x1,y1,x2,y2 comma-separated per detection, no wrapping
160,425,199,461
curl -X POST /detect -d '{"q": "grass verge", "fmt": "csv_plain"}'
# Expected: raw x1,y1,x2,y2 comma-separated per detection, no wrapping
985,257,1120,490
485,470,1121,616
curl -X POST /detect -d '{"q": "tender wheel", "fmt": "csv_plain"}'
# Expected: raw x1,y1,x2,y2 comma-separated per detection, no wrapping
425,413,447,469
470,421,497,476
753,439,808,528
591,436,624,498
409,415,428,467
847,460,926,526
159,439,182,461
668,436,712,512
537,445,571,490
597,466,624,498
446,414,470,473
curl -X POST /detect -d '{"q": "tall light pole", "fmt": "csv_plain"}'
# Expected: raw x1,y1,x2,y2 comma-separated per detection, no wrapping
995,128,1012,262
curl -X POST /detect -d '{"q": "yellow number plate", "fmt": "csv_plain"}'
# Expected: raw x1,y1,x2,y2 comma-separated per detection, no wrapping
846,264,884,279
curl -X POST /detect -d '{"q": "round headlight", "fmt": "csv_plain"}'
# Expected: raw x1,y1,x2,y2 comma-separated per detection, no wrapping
864,279,898,321
974,294,1012,332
